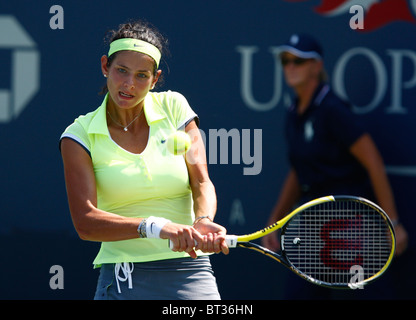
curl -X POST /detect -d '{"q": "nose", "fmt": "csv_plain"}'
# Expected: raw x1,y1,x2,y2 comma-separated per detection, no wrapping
124,76,135,90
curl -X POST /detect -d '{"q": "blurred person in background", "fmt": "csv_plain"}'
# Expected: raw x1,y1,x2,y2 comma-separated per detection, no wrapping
262,33,408,299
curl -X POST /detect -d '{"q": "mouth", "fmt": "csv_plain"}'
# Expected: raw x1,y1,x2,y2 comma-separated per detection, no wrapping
119,91,134,99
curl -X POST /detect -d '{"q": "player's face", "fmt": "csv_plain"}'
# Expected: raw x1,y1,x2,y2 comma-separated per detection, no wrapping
102,50,160,110
281,52,321,90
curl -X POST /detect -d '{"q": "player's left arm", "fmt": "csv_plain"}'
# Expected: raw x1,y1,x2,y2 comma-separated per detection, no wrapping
184,120,229,254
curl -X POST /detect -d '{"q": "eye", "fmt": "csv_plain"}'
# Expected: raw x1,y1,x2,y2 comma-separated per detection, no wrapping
117,68,127,73
136,73,148,79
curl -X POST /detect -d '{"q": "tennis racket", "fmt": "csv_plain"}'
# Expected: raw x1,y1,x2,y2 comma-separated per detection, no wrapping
224,195,395,289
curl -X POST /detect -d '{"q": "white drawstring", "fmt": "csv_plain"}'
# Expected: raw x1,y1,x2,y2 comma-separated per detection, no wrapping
114,262,134,293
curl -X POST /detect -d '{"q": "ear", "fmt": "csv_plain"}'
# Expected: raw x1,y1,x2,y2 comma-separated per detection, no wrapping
152,69,162,88
101,55,109,76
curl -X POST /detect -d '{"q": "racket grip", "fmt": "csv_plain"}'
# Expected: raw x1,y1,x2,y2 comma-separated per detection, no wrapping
168,239,198,250
168,235,238,250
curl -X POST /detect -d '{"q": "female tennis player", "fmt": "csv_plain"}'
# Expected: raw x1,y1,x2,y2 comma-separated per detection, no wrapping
60,20,228,300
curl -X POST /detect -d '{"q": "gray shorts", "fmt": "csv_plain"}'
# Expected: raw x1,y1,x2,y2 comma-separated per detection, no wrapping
93,256,221,300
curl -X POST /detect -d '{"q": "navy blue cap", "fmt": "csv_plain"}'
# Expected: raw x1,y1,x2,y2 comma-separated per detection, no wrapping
278,34,323,60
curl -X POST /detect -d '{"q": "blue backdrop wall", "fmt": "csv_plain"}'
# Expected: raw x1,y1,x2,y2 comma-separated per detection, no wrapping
1,0,416,300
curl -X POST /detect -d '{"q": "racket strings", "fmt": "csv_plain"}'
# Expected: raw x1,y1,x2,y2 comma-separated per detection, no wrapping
282,200,393,286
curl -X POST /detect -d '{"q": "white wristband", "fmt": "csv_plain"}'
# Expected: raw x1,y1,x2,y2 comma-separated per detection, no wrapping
145,216,171,239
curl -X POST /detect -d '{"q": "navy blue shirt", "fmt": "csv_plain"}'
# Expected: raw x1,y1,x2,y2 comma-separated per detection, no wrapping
285,83,373,202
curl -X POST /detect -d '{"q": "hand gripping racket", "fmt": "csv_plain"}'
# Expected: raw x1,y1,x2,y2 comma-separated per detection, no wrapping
224,195,396,289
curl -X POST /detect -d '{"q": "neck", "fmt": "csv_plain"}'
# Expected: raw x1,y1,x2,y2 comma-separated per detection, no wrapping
106,97,144,131
294,79,320,115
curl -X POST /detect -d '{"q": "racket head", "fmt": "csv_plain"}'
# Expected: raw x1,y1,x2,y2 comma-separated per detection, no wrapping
279,195,395,288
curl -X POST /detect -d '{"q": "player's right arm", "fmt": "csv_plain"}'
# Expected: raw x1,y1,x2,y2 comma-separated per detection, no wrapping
60,138,144,241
